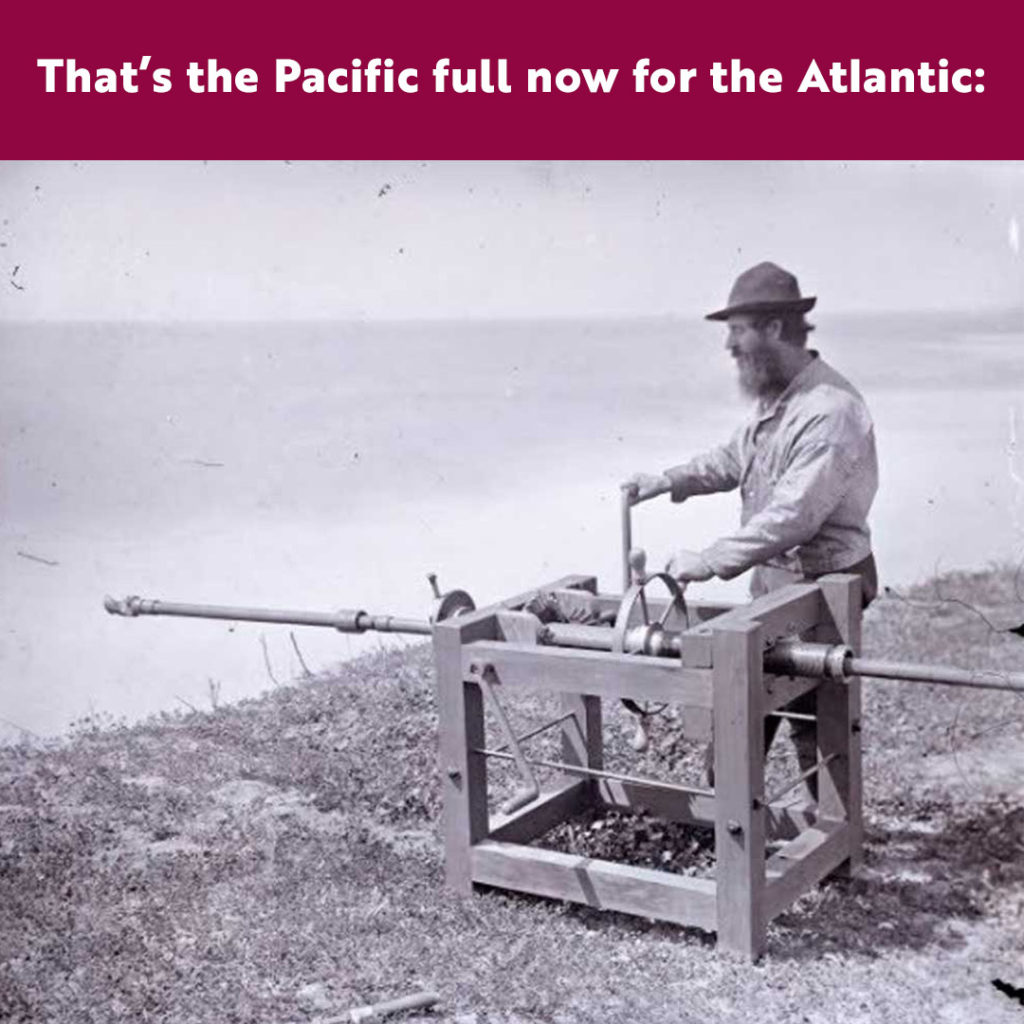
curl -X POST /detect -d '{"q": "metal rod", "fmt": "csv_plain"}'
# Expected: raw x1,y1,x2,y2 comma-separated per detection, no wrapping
489,712,578,755
478,675,540,813
768,711,817,722
476,747,714,800
540,622,684,655
106,595,1024,696
849,656,1024,695
356,613,432,636
620,485,635,592
541,623,616,651
104,596,431,636
769,640,1024,695
761,753,838,807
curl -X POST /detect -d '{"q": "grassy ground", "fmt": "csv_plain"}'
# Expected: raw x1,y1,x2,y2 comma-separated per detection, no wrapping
2,568,1024,1023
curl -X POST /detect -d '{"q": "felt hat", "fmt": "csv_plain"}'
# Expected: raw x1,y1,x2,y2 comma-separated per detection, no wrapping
705,261,816,321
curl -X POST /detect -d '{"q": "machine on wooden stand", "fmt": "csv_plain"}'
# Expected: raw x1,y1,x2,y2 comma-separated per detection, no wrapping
104,490,1024,958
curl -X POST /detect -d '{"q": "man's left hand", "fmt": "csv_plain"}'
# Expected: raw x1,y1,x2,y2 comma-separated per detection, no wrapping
666,549,715,582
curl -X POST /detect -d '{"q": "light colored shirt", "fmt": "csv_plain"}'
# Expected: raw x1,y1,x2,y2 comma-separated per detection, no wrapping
663,353,877,580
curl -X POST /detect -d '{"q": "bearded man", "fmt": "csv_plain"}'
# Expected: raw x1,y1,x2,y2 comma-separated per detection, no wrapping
625,261,879,791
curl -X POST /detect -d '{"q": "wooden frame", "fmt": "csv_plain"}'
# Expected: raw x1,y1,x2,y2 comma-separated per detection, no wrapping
433,574,863,959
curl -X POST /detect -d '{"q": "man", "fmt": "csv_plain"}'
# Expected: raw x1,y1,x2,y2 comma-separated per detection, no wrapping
625,261,879,791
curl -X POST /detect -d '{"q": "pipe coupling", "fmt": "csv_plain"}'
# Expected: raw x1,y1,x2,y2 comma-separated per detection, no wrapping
764,639,853,680
333,608,369,634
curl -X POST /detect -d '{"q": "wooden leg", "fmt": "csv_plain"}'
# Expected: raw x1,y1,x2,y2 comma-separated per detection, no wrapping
712,621,767,958
560,693,602,802
435,621,490,893
815,574,864,874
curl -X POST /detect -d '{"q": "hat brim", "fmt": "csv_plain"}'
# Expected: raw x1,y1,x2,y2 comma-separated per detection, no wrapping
705,296,816,321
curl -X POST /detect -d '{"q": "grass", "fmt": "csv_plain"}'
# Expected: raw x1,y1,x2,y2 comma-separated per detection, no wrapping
2,568,1024,1023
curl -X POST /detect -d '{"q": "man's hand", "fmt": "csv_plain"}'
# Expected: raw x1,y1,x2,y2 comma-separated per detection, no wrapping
666,549,715,583
622,472,671,505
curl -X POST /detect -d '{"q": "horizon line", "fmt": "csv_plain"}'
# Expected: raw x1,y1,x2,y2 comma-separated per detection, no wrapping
2,305,1022,326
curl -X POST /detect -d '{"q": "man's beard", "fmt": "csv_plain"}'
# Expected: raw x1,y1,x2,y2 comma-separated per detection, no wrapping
736,344,787,399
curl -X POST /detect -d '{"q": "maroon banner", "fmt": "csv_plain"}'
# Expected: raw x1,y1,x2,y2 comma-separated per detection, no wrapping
1,0,1018,158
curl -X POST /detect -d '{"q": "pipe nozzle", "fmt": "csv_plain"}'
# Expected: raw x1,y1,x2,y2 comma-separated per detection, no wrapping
104,595,143,617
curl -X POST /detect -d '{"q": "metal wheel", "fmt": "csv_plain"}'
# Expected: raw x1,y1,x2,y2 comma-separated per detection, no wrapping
611,571,689,656
611,572,690,750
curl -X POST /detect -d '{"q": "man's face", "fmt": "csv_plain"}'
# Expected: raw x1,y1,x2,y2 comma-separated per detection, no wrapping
725,314,785,398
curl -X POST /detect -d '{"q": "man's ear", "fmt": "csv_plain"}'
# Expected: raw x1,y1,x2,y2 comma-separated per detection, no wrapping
764,317,784,343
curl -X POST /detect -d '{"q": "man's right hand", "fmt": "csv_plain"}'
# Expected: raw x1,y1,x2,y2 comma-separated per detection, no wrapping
622,472,671,505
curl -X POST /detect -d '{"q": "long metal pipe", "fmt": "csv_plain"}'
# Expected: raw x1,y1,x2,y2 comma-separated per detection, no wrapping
104,595,630,649
540,622,614,651
763,638,1024,695
104,595,1024,694
848,656,1024,695
103,596,432,636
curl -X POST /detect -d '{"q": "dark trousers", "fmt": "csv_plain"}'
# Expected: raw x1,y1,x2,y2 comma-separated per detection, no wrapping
708,554,877,800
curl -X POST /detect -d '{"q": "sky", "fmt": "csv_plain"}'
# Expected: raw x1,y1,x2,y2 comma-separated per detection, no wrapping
0,160,1021,321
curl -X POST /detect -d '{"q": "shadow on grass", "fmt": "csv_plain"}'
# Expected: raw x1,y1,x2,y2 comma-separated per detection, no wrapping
770,794,1024,960
472,794,1024,962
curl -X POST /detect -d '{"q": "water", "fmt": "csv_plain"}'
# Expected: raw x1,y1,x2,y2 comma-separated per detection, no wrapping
1,312,1022,737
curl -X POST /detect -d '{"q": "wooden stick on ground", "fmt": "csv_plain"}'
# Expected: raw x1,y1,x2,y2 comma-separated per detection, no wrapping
271,990,440,1024
347,991,440,1022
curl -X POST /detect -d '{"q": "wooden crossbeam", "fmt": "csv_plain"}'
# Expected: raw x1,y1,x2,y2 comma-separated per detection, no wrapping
461,642,713,705
765,818,850,920
471,840,718,932
488,780,592,844
597,779,817,840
